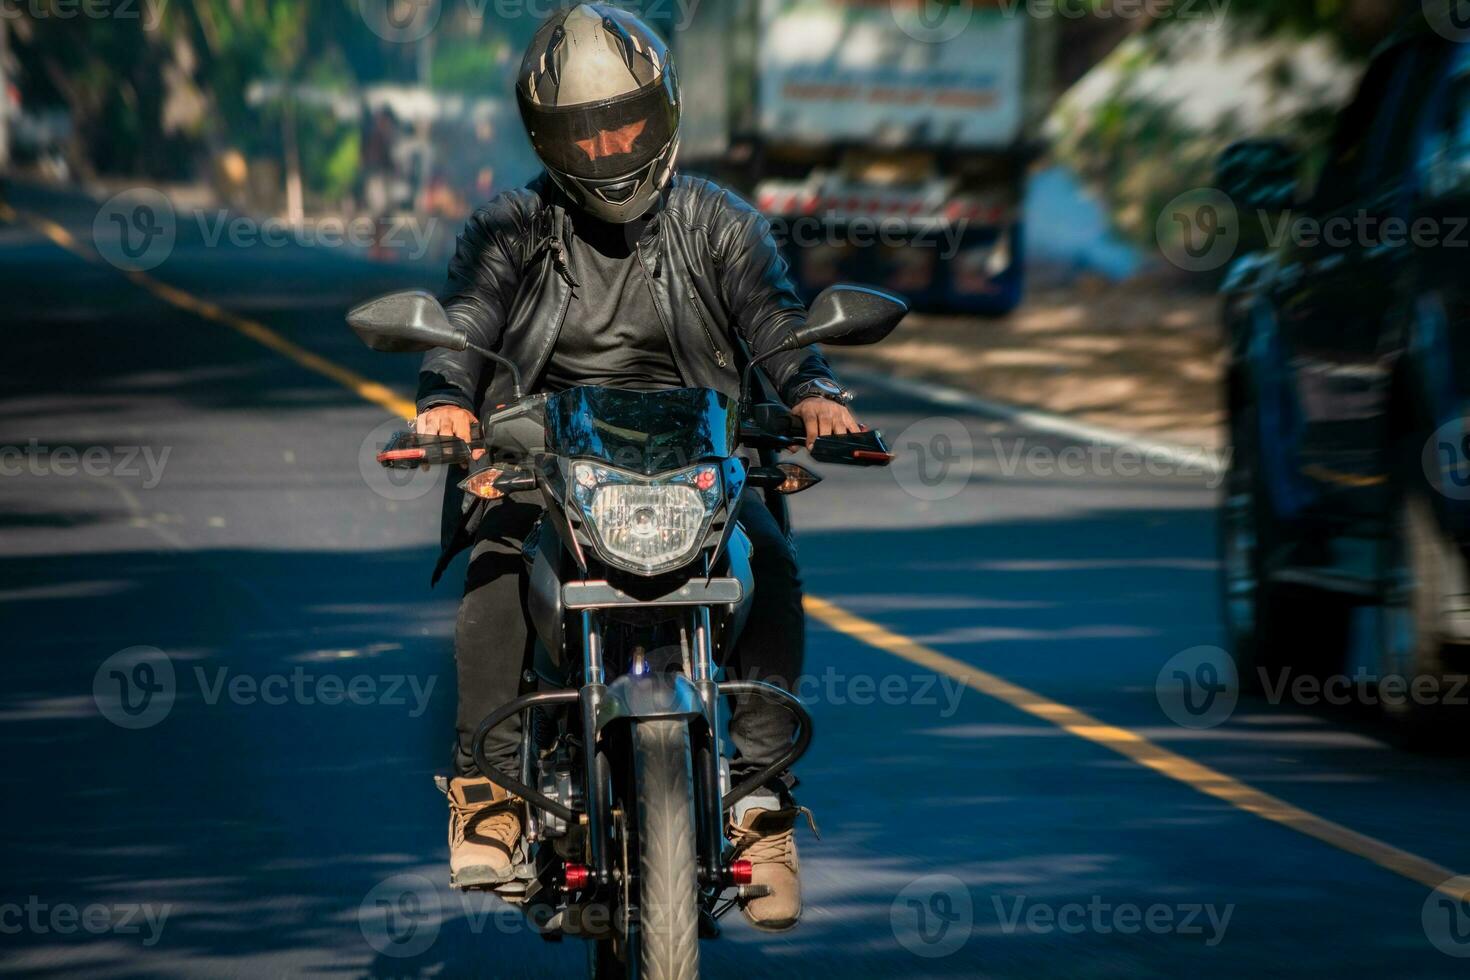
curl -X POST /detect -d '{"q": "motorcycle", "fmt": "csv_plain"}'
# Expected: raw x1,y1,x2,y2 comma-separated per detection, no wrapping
348,284,906,979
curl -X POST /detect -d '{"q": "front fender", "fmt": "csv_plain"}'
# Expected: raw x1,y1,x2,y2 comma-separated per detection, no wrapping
594,672,705,733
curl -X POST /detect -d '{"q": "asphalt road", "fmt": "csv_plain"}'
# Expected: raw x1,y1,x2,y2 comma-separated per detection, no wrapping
4,181,1470,978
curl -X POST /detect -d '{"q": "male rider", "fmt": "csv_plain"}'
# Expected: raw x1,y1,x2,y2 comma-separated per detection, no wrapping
414,4,859,931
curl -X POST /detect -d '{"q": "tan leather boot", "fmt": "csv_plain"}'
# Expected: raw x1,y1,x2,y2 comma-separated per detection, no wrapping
728,803,814,931
446,776,521,888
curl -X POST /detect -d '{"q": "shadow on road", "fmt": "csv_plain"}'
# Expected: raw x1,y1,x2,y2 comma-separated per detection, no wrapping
3,505,1465,976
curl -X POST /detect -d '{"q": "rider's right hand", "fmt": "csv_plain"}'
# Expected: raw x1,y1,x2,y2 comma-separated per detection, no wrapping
413,405,485,465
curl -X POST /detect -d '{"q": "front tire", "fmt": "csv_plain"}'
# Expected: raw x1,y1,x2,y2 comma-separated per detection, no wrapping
631,720,700,980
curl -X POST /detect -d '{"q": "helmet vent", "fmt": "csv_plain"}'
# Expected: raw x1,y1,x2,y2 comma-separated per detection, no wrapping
602,16,637,73
544,26,566,89
594,180,639,205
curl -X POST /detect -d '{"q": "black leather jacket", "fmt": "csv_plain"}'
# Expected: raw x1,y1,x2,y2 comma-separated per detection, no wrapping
417,173,837,415
417,173,841,582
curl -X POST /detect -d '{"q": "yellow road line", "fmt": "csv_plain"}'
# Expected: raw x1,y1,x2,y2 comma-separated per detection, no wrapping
7,199,1465,904
4,202,416,420
804,595,1469,903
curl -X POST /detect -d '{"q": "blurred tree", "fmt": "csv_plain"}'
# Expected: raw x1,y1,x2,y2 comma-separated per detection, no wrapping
1207,0,1402,54
1047,0,1406,282
7,4,189,180
3,0,483,208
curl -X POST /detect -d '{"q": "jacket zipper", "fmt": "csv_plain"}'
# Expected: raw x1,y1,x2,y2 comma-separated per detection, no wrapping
529,281,573,392
687,288,728,368
634,244,696,383
526,227,575,391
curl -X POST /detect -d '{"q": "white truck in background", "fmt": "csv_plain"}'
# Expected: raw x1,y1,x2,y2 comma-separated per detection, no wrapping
663,0,1054,315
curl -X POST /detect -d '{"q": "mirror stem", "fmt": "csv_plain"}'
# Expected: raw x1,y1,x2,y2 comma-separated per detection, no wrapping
739,339,798,410
467,343,525,401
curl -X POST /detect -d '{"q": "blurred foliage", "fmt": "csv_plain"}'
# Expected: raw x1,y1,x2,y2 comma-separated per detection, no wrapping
1049,3,1401,272
317,125,363,201
431,34,514,95
5,0,515,201
1210,0,1400,55
3,0,1403,231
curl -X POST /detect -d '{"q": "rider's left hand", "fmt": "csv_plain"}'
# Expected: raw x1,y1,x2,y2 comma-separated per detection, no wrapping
792,397,860,451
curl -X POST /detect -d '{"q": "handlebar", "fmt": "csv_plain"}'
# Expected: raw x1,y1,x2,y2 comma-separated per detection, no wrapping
379,401,893,470
739,403,895,466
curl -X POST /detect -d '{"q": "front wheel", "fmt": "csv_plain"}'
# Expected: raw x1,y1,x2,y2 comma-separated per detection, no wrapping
627,720,700,980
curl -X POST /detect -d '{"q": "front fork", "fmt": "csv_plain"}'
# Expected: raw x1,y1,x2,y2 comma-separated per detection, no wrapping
580,610,613,888
690,605,727,889
579,605,727,890
475,604,813,894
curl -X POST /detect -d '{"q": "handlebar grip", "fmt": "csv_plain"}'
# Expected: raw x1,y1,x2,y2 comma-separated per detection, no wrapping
810,428,894,466
377,431,473,468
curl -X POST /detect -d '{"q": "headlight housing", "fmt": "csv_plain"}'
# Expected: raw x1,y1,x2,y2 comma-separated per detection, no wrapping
570,462,722,575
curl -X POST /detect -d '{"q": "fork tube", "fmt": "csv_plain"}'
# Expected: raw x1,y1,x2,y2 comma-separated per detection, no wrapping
520,703,539,842
691,606,726,882
584,608,606,685
580,609,611,885
692,606,714,684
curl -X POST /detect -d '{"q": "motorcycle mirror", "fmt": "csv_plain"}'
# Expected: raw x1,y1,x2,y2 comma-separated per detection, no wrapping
347,290,467,353
789,284,908,349
740,284,908,408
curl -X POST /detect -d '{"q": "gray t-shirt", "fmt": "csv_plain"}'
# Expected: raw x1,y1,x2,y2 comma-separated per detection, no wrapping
538,212,684,393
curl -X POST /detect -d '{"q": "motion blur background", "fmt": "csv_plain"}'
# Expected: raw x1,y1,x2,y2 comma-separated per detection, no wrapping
6,1,1470,977
0,0,1415,443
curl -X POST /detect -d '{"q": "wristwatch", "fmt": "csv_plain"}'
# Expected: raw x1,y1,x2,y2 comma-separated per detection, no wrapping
791,378,855,406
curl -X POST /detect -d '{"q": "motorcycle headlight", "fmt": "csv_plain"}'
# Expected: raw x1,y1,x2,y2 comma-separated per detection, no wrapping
570,462,723,575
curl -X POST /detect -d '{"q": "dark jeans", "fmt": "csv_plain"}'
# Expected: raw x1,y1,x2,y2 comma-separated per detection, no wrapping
452,489,805,792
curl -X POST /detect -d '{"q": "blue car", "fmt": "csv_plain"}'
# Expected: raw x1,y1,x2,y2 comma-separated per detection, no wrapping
1219,19,1470,729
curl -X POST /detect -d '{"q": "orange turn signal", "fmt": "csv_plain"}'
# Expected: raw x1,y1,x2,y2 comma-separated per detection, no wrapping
459,468,505,500
774,463,822,495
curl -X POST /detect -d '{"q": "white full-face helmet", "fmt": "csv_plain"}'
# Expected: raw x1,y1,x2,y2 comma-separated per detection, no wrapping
516,4,680,224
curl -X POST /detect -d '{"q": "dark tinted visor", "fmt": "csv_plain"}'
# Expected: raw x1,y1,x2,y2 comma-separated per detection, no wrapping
518,75,678,182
